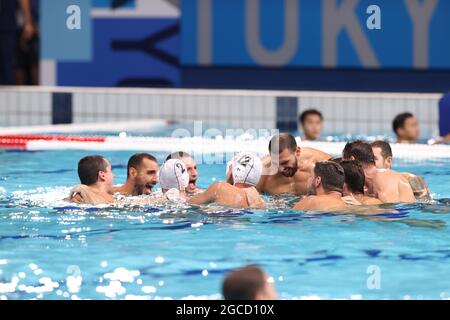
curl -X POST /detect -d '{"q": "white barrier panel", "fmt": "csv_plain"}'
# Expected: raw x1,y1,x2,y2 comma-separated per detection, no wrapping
0,86,442,137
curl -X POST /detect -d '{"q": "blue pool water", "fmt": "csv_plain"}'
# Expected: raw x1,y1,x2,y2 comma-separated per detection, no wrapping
1,147,450,300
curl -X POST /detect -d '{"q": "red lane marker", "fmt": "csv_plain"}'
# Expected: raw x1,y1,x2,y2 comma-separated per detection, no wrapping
0,135,106,149
0,139,27,148
0,135,106,142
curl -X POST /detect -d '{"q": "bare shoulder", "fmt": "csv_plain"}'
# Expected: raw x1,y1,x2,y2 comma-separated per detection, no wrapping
379,170,411,185
207,181,225,192
69,193,83,204
374,169,396,182
401,172,415,179
293,195,316,210
401,172,427,184
301,147,331,161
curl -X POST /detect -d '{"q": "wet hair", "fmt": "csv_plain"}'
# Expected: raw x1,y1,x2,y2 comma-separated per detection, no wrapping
222,265,267,300
268,133,297,154
314,161,345,193
393,113,414,136
342,140,376,165
370,140,392,160
166,151,192,161
78,156,108,186
127,153,157,178
299,109,323,125
339,160,365,194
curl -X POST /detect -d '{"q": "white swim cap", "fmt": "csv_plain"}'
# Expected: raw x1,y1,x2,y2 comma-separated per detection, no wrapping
159,159,189,191
231,152,262,186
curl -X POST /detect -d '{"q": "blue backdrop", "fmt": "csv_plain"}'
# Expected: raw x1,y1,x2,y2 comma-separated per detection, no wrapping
182,0,450,69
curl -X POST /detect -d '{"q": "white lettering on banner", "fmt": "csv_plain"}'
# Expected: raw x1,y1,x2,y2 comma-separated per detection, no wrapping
323,0,379,68
66,5,82,30
366,5,381,30
404,0,438,68
193,0,441,68
245,0,299,66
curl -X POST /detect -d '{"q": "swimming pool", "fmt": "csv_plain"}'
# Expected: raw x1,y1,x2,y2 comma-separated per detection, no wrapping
1,145,450,300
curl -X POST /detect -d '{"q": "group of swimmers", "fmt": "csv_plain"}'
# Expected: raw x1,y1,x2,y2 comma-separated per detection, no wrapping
67,133,431,213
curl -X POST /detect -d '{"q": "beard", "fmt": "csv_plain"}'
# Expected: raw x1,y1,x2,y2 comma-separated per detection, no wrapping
281,158,298,178
133,180,154,195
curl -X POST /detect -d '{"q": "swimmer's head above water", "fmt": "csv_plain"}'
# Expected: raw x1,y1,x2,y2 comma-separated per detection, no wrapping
69,155,116,204
166,151,200,194
307,161,345,196
78,155,114,193
342,140,376,168
158,159,190,194
371,140,393,169
268,133,300,177
231,152,263,187
222,265,278,300
335,160,365,196
125,153,159,195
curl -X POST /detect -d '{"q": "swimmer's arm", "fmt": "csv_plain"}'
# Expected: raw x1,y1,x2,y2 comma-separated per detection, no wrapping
187,183,220,205
408,175,431,200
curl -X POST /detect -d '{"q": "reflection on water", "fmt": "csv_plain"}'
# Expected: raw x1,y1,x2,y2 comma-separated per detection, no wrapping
1,185,450,300
1,150,450,300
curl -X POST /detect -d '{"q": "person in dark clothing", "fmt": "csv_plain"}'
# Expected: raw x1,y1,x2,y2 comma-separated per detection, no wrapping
16,0,39,85
0,0,36,85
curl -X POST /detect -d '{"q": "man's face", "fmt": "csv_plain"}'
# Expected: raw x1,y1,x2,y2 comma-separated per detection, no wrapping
372,147,391,169
399,117,419,141
100,161,114,193
131,159,159,195
181,156,199,193
273,148,298,177
301,114,323,140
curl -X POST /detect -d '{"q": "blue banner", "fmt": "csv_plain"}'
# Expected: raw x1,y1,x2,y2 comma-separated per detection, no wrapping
181,0,450,69
57,18,180,87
